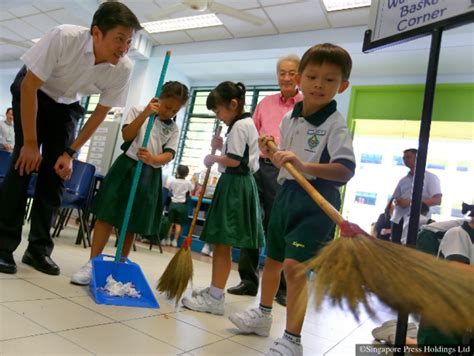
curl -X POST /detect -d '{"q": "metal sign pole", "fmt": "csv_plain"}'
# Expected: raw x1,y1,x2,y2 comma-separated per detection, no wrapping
393,27,443,355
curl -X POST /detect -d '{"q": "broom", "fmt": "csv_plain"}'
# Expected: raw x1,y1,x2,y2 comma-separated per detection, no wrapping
266,140,474,335
157,125,222,304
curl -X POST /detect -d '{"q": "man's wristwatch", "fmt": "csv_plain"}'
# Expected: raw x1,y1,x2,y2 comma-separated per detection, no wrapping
64,147,77,158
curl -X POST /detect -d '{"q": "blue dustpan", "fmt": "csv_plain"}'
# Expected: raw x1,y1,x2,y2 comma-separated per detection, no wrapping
90,254,159,308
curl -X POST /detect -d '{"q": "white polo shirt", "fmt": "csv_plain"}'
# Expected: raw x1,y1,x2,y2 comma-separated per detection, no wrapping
438,222,474,266
169,178,193,203
277,100,355,185
21,24,132,107
123,106,179,169
391,171,442,224
219,113,260,174
422,219,466,233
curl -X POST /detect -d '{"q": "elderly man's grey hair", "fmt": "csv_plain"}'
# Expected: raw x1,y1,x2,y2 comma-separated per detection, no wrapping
276,54,300,72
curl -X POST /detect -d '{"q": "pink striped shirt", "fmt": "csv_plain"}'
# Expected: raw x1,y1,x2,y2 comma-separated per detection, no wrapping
253,91,303,144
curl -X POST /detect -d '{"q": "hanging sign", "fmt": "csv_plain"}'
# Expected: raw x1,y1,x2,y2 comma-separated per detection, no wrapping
364,0,474,51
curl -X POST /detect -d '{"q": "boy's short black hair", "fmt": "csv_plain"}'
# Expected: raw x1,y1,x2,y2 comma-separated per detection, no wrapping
176,165,190,178
5,107,12,115
299,43,352,81
91,2,142,36
404,148,418,155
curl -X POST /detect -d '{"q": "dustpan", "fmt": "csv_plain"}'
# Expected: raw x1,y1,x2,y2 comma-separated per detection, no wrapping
89,51,171,308
90,254,159,308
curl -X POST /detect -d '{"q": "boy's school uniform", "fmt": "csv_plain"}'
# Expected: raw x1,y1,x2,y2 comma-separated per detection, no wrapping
266,100,356,263
417,221,473,347
168,178,193,225
416,219,466,256
200,113,264,249
93,106,179,235
438,222,474,266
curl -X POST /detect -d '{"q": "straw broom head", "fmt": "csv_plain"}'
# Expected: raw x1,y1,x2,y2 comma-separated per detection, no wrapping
157,246,193,304
308,235,474,335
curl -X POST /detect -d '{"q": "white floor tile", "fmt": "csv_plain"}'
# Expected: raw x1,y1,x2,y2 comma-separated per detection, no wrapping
0,305,48,341
0,333,91,355
4,298,113,332
124,314,223,351
0,279,58,302
59,323,181,354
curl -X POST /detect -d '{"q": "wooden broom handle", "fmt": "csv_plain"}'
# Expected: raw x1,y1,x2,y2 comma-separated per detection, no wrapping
184,125,223,245
266,140,345,225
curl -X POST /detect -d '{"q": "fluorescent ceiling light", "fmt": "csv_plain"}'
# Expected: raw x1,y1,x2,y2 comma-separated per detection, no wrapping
322,0,371,12
142,14,222,34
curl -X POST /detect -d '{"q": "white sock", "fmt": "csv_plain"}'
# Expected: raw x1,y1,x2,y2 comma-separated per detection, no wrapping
209,285,224,300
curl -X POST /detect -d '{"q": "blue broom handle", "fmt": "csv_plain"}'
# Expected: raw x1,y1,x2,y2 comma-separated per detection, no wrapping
115,51,171,263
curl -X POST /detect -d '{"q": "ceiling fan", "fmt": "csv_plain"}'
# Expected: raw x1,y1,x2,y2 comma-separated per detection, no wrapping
147,0,266,26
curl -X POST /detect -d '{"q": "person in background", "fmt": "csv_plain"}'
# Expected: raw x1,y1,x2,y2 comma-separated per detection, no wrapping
165,164,193,247
0,108,14,152
0,2,142,276
227,54,303,306
390,148,442,244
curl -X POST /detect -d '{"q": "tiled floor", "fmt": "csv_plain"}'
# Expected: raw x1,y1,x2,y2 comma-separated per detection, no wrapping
0,223,399,355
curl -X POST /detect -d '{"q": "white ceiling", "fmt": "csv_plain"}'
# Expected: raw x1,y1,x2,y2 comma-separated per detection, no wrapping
0,0,473,83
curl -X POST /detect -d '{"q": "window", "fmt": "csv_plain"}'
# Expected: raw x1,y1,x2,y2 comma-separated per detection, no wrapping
173,86,279,176
456,161,471,172
360,153,382,164
354,191,377,205
392,156,404,166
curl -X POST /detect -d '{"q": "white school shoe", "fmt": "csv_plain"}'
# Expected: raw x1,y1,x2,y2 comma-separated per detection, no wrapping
182,290,225,315
192,287,210,298
162,238,171,246
228,308,272,337
70,261,92,285
201,244,211,256
265,338,303,356
171,239,178,247
372,319,418,343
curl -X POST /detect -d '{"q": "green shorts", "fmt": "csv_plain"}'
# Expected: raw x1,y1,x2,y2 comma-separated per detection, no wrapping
266,180,340,263
167,202,188,225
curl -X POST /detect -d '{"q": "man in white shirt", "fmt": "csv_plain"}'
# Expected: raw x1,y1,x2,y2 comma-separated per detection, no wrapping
0,108,14,152
390,148,442,244
0,2,141,275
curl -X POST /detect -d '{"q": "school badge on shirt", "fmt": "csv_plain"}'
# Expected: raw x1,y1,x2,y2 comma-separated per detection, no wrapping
307,133,319,149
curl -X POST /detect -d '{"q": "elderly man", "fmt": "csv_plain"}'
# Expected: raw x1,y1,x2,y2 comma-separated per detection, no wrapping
0,108,14,152
227,55,303,306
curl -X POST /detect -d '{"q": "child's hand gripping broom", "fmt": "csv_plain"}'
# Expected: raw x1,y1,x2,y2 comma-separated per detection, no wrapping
266,140,474,335
157,125,223,304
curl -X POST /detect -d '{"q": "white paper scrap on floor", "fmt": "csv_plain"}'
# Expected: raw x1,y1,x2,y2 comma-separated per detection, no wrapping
100,274,141,298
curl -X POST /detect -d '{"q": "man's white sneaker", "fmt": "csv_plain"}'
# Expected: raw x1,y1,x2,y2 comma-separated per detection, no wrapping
265,338,303,356
182,290,224,315
372,319,418,343
70,261,92,285
229,308,272,337
171,239,178,247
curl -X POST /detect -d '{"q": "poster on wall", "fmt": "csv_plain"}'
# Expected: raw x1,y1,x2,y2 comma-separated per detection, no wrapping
364,0,474,51
86,121,120,175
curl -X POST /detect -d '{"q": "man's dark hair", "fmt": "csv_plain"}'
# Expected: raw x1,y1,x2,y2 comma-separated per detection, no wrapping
403,148,418,155
91,2,142,36
5,108,12,115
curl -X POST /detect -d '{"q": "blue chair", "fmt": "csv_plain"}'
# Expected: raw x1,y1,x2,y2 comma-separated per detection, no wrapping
52,160,96,248
0,150,12,185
